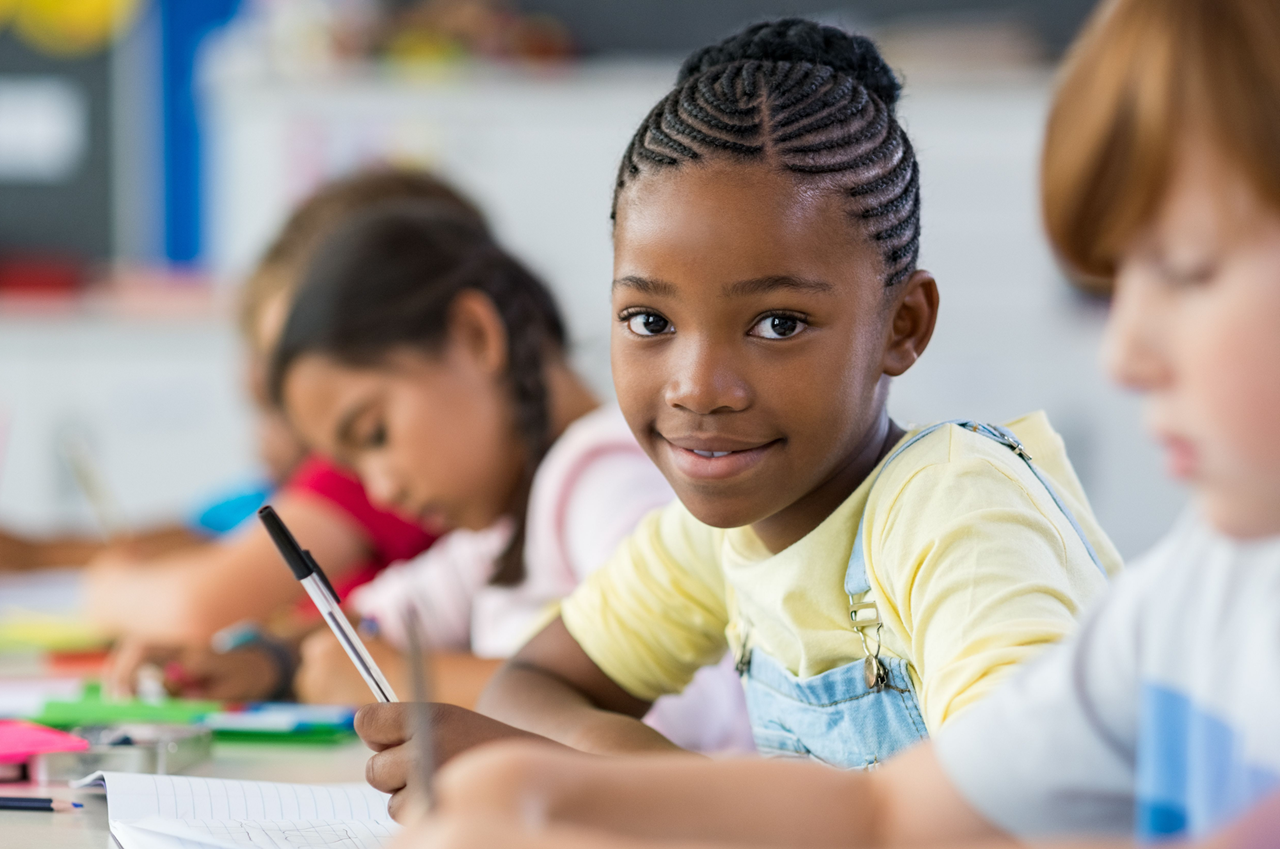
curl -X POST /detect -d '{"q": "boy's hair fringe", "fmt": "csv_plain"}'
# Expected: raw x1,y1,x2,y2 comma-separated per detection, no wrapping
1043,0,1280,292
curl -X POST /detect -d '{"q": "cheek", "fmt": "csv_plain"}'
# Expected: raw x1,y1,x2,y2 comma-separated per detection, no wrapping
610,331,662,431
1186,284,1280,468
390,379,519,519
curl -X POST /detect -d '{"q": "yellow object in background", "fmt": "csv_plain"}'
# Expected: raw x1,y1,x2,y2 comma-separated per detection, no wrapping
0,610,108,653
7,0,139,57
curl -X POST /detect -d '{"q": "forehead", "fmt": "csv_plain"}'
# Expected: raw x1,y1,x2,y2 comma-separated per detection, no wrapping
613,161,881,287
1146,137,1278,248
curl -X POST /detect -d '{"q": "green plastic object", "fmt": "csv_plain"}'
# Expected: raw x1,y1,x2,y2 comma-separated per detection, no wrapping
32,696,222,729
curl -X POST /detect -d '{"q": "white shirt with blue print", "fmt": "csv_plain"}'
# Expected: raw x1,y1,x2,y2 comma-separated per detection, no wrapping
933,511,1280,842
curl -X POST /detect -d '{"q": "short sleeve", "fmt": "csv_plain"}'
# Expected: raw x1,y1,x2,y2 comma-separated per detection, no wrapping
933,564,1150,837
867,451,1113,731
561,450,676,582
350,523,512,652
561,500,729,702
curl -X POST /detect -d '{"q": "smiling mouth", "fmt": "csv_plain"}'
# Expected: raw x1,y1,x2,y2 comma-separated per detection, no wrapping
660,435,781,481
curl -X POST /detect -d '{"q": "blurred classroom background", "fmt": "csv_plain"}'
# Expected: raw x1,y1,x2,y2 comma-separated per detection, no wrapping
0,0,1182,561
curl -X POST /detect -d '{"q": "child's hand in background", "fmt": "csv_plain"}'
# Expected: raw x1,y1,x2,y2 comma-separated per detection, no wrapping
295,629,407,705
106,636,284,702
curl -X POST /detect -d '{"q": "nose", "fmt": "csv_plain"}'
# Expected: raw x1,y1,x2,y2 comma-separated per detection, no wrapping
357,455,410,514
1102,273,1174,392
663,337,751,415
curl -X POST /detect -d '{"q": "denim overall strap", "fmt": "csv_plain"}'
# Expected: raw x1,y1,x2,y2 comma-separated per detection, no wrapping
743,420,1109,769
845,419,1108,599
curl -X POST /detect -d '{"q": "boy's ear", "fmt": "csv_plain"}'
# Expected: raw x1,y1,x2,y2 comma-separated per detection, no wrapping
448,290,509,378
881,270,939,377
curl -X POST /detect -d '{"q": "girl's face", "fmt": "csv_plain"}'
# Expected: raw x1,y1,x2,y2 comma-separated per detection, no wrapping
1107,141,1280,537
281,293,526,533
612,162,936,551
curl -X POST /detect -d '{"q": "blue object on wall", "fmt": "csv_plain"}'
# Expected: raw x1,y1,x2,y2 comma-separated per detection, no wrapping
160,0,241,266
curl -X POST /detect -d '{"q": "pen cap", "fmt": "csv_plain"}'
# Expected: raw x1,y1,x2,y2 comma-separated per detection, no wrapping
257,506,312,580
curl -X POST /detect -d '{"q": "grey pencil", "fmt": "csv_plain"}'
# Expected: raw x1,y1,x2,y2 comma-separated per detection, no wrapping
403,608,435,810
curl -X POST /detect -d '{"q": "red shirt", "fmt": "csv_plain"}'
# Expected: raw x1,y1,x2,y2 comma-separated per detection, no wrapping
284,456,437,601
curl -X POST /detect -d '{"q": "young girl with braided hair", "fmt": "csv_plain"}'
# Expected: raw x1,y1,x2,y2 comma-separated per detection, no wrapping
354,17,1121,819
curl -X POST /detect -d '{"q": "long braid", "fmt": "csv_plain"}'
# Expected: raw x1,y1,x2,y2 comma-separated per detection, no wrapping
483,251,565,587
613,19,920,286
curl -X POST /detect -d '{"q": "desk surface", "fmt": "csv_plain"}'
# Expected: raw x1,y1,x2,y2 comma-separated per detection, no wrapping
0,739,374,848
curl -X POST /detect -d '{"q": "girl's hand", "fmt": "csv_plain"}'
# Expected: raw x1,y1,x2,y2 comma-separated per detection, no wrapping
105,637,283,702
295,629,407,706
355,702,565,822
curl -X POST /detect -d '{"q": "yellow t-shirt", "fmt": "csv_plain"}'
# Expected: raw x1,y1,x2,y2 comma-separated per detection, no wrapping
561,412,1123,733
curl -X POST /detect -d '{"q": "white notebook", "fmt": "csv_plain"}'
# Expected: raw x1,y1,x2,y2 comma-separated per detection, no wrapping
73,771,400,849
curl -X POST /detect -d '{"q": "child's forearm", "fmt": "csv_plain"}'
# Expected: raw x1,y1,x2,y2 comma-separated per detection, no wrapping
477,661,681,754
438,743,881,847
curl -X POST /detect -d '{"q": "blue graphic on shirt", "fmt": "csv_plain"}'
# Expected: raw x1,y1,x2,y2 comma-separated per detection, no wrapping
1137,684,1280,842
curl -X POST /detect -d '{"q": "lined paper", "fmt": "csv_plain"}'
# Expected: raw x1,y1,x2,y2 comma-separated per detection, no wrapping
75,771,398,849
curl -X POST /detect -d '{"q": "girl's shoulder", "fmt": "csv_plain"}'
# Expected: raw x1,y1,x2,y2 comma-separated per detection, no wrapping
531,405,655,500
872,412,1079,502
525,404,676,584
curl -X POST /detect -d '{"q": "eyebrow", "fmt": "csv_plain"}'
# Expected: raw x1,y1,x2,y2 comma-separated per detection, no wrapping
723,275,834,297
612,274,834,298
612,275,677,295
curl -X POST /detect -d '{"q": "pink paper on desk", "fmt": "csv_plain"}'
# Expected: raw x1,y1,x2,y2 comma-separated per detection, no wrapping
0,719,88,764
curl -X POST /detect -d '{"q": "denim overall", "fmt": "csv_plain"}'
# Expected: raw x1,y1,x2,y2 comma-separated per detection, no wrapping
739,421,1108,769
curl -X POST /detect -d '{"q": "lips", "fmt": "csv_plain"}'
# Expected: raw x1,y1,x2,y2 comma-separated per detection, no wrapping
660,434,780,481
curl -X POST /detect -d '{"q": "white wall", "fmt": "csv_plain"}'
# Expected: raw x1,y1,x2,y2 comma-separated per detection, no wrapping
0,314,257,534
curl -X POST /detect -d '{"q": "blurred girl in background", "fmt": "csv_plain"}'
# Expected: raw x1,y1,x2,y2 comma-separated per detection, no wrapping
95,169,485,698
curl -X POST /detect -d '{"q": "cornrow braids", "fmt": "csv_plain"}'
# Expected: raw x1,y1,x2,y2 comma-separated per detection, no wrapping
270,200,567,587
614,19,920,286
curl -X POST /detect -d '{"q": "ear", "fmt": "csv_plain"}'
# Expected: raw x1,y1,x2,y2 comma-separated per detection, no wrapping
881,270,939,377
447,289,509,378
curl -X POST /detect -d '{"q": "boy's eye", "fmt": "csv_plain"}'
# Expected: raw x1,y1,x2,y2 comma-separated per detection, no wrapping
626,312,673,336
749,314,806,339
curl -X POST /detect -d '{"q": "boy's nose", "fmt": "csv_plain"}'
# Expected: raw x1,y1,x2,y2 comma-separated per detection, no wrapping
1102,276,1174,392
663,339,751,415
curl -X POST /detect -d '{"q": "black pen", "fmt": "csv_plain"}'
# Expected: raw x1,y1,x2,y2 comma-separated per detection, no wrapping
258,505,399,703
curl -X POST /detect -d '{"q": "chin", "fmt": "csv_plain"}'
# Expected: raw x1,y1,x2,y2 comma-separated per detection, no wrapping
675,490,765,530
1198,493,1280,540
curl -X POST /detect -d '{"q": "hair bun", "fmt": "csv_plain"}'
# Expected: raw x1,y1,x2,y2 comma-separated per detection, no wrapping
677,18,901,109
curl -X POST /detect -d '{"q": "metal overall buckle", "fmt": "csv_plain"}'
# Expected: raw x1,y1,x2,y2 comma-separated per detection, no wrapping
850,596,888,691
966,423,1034,461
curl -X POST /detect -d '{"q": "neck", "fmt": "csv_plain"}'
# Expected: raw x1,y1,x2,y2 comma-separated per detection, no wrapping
543,356,600,444
750,402,905,555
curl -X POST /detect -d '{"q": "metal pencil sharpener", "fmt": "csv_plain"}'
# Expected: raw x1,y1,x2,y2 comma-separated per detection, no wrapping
29,724,213,784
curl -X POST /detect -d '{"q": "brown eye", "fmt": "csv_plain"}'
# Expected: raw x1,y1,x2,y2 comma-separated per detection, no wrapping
626,313,673,336
750,314,805,339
